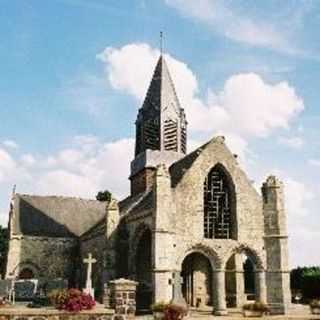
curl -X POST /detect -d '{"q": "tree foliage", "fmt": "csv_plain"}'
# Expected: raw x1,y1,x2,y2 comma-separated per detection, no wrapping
0,226,9,277
95,190,112,202
291,266,320,301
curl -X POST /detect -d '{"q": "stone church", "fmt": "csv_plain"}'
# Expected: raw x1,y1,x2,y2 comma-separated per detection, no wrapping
5,55,291,315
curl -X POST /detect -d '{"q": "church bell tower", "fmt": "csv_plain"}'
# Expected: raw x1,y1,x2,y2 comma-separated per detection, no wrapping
130,54,187,195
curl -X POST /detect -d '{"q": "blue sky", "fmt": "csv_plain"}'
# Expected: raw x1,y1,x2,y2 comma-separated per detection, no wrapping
0,0,320,267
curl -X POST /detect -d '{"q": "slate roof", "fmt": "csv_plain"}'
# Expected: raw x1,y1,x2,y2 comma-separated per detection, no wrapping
169,140,212,187
119,190,154,217
12,194,107,238
141,55,182,113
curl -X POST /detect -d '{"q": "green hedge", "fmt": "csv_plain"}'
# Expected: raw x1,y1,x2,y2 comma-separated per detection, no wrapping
291,267,320,301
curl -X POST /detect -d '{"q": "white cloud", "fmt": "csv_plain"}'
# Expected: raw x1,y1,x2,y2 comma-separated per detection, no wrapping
98,44,159,100
223,133,250,166
32,137,134,199
164,0,301,54
308,159,320,167
289,227,320,267
278,136,304,149
0,136,134,226
2,140,19,149
21,154,36,167
36,170,99,199
98,43,304,139
283,177,318,266
285,176,314,217
0,149,17,182
212,73,304,137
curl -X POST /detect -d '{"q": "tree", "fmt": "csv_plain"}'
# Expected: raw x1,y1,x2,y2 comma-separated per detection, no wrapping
0,226,9,278
291,266,320,302
96,190,112,202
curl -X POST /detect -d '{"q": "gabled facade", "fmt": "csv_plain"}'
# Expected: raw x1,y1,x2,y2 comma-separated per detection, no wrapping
5,54,291,315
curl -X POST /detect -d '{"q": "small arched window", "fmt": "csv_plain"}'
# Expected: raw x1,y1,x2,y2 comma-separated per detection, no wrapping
204,164,236,239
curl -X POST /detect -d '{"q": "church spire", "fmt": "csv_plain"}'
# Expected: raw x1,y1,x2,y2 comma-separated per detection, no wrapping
134,54,187,156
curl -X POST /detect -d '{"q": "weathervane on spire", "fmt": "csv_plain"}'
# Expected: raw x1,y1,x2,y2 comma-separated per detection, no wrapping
160,31,163,55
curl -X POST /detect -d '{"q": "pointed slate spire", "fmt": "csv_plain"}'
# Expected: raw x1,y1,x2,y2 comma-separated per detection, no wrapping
135,55,187,156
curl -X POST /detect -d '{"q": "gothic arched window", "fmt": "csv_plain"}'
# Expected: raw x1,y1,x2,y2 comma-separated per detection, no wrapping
204,164,236,239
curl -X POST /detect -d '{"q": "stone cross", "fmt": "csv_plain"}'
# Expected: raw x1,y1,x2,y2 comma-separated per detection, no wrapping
83,253,96,297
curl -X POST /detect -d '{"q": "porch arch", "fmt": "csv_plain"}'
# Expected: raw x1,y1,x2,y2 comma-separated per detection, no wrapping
131,223,153,310
223,244,266,306
176,243,223,271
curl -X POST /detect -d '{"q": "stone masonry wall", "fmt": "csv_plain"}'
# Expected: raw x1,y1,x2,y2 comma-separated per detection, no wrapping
130,168,156,195
6,235,77,280
169,137,266,271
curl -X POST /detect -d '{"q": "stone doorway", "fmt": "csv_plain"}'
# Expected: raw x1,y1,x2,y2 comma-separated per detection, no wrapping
181,252,213,308
135,228,152,311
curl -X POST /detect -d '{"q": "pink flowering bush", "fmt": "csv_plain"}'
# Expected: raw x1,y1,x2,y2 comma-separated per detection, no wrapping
49,288,95,312
164,304,188,320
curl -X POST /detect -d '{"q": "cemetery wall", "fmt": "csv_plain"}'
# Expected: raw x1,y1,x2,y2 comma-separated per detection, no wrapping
6,235,77,279
0,308,115,320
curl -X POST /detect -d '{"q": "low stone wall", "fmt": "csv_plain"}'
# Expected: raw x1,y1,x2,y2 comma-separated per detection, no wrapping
0,306,115,320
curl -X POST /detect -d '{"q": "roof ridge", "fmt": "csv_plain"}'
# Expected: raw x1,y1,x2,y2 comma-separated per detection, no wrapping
16,193,101,203
170,136,226,168
160,55,181,109
121,190,152,216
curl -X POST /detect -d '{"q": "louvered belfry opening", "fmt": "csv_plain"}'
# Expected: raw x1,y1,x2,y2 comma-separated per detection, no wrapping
204,165,235,239
163,119,178,151
144,119,160,151
181,125,187,154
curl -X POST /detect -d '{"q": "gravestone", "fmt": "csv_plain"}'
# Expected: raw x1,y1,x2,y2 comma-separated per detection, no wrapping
0,279,12,297
45,278,68,295
14,279,38,301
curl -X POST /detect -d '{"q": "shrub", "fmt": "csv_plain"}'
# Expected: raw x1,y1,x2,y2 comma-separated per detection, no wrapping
243,302,270,313
27,296,51,308
151,302,168,312
48,288,95,312
0,296,7,308
291,266,320,302
302,270,320,300
48,289,69,307
164,303,188,320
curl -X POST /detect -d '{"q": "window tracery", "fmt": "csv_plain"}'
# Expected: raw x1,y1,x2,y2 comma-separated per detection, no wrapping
204,165,235,239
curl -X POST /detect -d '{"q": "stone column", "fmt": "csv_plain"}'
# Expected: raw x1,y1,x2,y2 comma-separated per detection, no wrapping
255,270,267,303
235,254,245,307
213,270,228,315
